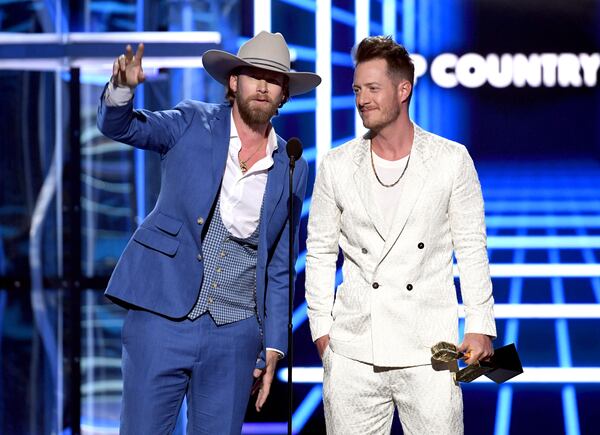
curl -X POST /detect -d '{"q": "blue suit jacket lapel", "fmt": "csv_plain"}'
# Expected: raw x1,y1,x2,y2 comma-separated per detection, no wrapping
209,105,231,187
262,141,287,230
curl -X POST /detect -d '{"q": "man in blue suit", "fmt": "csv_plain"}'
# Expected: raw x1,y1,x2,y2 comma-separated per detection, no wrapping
97,31,321,434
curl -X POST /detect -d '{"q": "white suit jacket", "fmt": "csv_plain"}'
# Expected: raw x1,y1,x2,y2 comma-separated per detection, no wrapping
305,125,496,367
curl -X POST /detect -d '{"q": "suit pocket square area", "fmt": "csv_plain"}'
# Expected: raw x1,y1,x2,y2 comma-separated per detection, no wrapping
133,227,180,257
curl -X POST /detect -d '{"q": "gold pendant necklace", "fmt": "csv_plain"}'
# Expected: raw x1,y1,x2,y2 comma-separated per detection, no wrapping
239,143,263,173
370,143,410,188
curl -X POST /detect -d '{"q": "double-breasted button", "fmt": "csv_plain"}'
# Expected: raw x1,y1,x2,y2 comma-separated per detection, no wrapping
208,297,213,304
197,216,204,225
406,284,413,291
372,282,380,289
196,254,203,261
212,282,218,289
418,242,424,249
361,248,368,254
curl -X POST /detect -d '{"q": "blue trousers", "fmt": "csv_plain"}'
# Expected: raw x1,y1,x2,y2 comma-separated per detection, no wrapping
120,309,262,434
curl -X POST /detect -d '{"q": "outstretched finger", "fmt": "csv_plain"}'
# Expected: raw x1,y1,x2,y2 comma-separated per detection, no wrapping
135,43,145,64
255,382,272,412
118,54,127,83
124,44,134,62
112,58,119,78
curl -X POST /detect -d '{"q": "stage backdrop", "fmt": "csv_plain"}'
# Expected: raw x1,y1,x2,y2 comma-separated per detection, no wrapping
0,1,599,434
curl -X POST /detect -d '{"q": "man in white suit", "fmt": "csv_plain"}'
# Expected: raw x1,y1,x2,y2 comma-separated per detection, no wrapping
305,36,497,434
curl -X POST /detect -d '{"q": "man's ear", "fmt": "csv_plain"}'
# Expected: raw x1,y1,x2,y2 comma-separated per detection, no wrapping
229,74,239,93
398,79,412,104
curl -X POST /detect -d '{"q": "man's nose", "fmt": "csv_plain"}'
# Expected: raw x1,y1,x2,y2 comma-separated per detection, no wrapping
257,79,268,93
356,92,367,107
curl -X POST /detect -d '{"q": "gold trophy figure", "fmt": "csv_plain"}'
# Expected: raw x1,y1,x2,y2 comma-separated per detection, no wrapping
431,342,523,384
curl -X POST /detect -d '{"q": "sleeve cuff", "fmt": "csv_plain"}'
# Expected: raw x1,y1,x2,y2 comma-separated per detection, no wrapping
309,316,333,342
266,347,285,359
105,81,134,107
464,311,497,339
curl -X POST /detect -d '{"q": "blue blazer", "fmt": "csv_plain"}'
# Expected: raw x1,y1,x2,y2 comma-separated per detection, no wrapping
97,93,308,354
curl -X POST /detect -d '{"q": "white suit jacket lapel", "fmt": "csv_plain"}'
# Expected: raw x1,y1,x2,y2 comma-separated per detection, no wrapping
352,136,387,241
378,125,433,265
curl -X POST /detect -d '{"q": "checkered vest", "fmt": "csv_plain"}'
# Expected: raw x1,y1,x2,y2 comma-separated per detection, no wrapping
188,197,261,324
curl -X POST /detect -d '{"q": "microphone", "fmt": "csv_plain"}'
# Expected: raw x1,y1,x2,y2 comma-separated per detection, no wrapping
286,137,303,168
285,136,303,435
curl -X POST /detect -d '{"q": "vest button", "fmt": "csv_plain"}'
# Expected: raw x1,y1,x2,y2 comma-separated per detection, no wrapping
197,216,204,225
406,284,413,291
220,251,226,257
196,254,203,261
216,267,222,273
418,242,424,249
208,297,213,304
212,282,218,289
372,282,379,289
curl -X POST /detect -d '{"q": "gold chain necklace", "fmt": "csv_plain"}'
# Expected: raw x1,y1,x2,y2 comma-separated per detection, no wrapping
238,143,263,173
370,143,411,188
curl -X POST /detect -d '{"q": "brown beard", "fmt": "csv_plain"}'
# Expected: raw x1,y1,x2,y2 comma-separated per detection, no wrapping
236,93,279,130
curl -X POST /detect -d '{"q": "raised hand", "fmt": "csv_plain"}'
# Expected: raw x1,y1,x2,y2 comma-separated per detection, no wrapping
111,43,145,88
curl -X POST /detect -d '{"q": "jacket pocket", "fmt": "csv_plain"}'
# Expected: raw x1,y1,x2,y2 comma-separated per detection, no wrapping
154,212,183,236
133,226,180,256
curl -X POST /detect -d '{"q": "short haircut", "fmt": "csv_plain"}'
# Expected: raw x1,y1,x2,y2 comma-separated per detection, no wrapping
353,36,415,86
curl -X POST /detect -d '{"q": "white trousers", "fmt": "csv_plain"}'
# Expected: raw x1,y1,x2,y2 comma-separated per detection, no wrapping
322,347,463,435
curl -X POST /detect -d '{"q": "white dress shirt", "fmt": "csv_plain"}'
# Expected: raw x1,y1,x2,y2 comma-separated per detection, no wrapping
220,114,277,238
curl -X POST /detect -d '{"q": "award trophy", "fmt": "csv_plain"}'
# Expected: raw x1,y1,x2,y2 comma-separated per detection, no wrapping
431,342,523,383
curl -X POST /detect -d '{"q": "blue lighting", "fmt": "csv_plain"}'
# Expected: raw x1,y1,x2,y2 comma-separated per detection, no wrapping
485,200,600,212
493,386,514,435
242,422,287,434
548,241,581,435
487,236,600,249
485,215,600,228
292,386,324,433
292,301,308,332
281,96,354,114
295,251,306,274
562,386,581,435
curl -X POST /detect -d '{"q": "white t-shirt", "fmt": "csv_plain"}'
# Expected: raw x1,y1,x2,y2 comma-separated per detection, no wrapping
370,150,410,232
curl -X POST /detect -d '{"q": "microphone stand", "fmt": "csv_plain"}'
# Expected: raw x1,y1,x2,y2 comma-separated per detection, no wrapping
287,154,296,435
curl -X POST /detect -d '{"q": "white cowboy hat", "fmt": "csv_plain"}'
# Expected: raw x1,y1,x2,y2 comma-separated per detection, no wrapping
202,31,321,96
